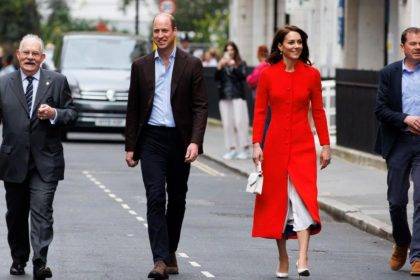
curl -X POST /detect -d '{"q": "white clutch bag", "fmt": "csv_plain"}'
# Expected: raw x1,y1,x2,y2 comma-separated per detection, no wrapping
246,162,263,195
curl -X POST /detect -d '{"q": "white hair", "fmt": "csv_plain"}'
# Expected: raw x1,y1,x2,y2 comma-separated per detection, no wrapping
19,34,44,53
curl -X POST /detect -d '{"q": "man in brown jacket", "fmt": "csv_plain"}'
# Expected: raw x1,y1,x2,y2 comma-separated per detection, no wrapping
125,13,208,279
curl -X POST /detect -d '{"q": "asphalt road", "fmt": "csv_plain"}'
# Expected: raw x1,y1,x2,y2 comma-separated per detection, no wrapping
0,133,414,279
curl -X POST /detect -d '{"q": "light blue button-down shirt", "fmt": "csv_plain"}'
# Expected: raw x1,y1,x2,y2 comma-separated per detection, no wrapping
402,60,420,116
148,48,176,127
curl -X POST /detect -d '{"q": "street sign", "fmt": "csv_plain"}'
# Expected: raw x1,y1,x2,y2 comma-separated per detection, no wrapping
159,0,176,14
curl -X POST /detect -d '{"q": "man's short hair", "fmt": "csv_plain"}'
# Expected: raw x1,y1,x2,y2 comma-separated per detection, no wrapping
401,27,420,44
153,13,177,30
19,34,44,53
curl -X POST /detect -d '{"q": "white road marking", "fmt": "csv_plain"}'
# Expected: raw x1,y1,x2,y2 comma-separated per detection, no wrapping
201,271,215,278
83,171,216,278
189,261,201,267
178,252,189,258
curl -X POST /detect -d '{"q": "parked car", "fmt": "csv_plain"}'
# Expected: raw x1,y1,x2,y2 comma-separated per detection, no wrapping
58,33,148,139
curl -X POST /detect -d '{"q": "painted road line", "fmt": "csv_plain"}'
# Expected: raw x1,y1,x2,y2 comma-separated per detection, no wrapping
201,271,215,278
192,160,225,177
108,194,116,198
115,198,123,202
104,189,111,193
143,223,148,228
136,216,145,222
121,204,130,210
178,252,189,258
189,261,201,267
98,185,106,189
128,210,137,215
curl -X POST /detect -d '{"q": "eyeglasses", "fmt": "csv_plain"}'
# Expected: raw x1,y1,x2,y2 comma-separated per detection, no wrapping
20,50,42,58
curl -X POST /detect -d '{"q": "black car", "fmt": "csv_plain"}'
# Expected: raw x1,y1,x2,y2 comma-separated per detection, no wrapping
58,33,148,139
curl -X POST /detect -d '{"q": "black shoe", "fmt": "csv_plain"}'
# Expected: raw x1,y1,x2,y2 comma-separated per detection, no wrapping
33,266,52,280
10,263,26,275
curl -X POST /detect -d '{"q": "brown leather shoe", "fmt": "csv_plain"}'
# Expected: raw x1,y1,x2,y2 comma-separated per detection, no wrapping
166,253,179,275
389,244,409,271
148,261,168,279
411,261,420,276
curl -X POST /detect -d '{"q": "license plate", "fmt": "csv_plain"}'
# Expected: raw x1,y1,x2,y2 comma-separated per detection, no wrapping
95,118,126,127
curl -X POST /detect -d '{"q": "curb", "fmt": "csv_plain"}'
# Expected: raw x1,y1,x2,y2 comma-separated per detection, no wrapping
332,145,386,171
203,150,393,243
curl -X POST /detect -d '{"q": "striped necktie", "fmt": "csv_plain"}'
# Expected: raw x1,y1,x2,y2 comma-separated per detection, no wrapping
25,76,34,114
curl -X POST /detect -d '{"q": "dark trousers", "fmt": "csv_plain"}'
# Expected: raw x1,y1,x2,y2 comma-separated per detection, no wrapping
4,165,57,266
386,133,420,262
139,125,190,263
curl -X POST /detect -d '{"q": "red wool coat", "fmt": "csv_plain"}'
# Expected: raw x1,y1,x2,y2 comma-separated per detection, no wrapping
252,60,330,239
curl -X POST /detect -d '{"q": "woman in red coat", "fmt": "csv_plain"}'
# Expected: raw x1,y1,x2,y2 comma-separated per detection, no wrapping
252,25,331,278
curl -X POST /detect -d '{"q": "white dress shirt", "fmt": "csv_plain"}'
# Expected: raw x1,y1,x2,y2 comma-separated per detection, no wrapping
20,69,57,123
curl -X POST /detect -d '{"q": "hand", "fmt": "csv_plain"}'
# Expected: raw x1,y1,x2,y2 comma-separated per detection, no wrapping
37,104,56,120
404,116,420,131
217,58,228,69
320,145,331,170
252,143,263,166
409,127,420,135
185,143,199,163
125,151,138,167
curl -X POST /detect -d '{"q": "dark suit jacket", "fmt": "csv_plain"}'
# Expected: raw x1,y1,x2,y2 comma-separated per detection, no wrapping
0,69,78,183
125,48,208,160
374,60,408,159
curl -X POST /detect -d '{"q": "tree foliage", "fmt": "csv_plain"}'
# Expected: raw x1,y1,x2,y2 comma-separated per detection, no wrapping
0,0,41,45
121,0,229,48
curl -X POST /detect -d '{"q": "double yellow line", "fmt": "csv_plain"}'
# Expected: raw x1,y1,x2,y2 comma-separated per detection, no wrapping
192,160,225,177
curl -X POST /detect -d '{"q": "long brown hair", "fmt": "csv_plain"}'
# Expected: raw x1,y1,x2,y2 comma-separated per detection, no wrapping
267,25,311,65
223,41,242,65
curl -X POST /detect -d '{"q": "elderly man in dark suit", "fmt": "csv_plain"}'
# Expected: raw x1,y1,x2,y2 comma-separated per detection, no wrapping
0,34,77,279
125,13,208,279
375,27,420,275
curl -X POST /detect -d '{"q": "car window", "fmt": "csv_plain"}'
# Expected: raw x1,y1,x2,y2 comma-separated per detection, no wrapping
62,37,137,70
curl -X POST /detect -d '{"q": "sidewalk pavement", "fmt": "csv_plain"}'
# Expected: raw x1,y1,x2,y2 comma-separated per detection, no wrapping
203,122,415,242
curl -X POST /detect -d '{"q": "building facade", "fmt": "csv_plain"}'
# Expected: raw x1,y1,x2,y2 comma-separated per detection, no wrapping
230,0,420,73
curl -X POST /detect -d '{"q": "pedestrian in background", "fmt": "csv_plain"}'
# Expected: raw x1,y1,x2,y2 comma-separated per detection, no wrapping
215,41,250,160
374,27,420,276
0,34,77,279
246,45,269,96
252,25,331,278
0,54,16,77
202,48,218,67
125,13,208,279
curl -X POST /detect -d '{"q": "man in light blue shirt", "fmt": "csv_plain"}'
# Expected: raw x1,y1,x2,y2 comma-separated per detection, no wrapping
375,27,420,275
125,13,208,279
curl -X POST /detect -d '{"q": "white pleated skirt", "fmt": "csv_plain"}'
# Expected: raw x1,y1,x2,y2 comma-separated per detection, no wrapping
286,177,314,232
